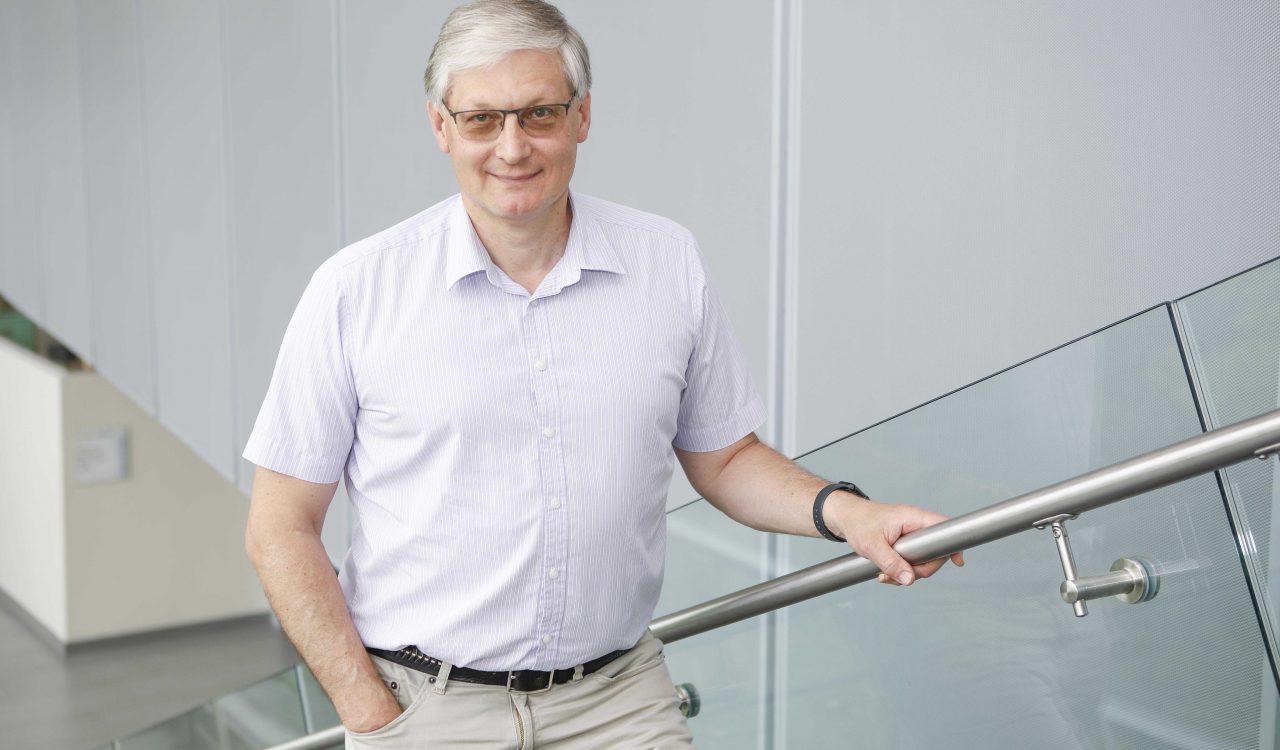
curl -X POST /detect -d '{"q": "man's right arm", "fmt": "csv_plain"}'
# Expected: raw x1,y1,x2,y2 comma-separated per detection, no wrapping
244,466,401,733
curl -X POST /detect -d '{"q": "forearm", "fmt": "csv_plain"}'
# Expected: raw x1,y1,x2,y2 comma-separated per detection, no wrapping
695,438,840,538
248,528,397,731
685,435,963,586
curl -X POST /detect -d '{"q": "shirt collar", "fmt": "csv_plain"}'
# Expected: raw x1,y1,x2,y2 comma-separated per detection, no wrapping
567,192,626,277
444,196,496,291
444,191,627,293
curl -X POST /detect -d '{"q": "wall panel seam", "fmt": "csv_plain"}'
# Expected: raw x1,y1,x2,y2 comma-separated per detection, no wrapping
216,0,244,489
34,7,48,325
72,6,99,366
779,0,802,461
767,2,802,748
332,0,348,250
133,0,160,417
767,1,789,456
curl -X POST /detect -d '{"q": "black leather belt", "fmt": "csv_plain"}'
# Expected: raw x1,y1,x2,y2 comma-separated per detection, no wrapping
366,644,630,693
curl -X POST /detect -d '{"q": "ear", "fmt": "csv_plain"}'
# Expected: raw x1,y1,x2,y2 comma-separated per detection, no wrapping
575,92,591,144
427,100,451,154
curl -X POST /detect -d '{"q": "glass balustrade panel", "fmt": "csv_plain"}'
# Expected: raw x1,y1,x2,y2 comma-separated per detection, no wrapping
1175,257,1280,746
116,667,306,750
778,305,1274,749
297,663,342,733
658,497,770,749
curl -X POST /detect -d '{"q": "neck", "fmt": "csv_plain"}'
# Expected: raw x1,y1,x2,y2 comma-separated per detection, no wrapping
464,194,572,294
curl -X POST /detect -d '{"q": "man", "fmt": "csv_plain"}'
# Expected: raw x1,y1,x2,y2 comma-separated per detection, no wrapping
243,1,963,747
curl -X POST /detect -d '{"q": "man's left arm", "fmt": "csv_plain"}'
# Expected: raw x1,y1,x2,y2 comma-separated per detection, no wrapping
676,433,964,586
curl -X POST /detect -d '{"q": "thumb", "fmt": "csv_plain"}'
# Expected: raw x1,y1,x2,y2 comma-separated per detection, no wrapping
855,533,915,586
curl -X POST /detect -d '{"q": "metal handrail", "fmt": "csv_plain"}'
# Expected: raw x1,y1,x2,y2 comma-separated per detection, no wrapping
268,407,1280,749
651,407,1280,643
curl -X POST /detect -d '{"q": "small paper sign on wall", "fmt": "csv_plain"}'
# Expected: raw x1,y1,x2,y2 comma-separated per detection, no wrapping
76,427,130,484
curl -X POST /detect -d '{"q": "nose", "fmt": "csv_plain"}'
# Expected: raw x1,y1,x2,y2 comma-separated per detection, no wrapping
493,111,532,163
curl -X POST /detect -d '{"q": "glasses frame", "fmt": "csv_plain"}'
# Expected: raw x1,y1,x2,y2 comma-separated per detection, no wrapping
443,100,576,141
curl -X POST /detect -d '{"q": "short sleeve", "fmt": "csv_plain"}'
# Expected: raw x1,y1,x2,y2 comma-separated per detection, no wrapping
672,264,767,452
242,264,358,483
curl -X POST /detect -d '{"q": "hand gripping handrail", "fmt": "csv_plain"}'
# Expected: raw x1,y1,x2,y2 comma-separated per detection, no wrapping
650,407,1280,644
267,407,1280,749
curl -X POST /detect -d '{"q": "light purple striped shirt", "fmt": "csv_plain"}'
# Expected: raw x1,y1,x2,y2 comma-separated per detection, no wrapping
243,192,765,670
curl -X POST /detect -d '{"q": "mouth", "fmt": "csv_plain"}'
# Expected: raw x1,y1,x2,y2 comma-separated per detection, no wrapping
490,170,542,184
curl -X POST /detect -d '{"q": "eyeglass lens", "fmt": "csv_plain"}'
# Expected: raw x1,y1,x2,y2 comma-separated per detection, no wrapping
454,105,568,141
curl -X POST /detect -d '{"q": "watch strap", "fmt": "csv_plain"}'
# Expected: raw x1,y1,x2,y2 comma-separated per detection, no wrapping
813,481,868,542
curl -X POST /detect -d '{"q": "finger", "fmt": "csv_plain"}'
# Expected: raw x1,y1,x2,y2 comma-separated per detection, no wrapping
857,535,915,586
915,549,972,577
877,573,900,586
911,559,947,579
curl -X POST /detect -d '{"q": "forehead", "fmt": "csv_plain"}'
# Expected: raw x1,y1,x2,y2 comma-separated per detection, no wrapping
448,49,573,109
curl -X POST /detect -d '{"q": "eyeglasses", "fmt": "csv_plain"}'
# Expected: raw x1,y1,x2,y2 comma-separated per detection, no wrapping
443,101,575,141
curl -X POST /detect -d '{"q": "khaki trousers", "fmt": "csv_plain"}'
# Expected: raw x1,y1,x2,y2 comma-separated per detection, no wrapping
346,630,696,749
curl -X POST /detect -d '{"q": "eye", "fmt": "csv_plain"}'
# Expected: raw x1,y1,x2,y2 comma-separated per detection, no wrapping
466,112,494,124
527,107,554,120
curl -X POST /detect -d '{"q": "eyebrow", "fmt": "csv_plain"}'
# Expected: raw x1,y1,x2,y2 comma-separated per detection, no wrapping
453,93,571,110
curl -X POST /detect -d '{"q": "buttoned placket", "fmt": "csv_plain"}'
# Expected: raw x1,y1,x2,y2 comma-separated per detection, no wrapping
521,291,571,666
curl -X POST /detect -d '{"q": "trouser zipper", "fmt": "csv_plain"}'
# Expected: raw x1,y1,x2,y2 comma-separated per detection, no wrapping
512,699,526,750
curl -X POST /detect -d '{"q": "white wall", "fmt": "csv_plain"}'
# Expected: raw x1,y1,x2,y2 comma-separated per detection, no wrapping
140,0,238,481
224,0,343,497
76,0,156,414
1,0,92,357
791,0,1280,450
0,338,67,641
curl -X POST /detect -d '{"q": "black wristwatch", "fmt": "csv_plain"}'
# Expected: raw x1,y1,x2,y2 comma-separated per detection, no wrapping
812,481,869,542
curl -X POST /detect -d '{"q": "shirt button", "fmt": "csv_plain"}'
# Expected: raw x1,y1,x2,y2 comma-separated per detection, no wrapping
550,499,561,509
542,635,552,645
534,359,547,372
542,427,555,439
548,567,560,579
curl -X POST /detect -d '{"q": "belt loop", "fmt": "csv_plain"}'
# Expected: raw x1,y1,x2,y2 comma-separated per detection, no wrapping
571,664,584,682
433,662,452,695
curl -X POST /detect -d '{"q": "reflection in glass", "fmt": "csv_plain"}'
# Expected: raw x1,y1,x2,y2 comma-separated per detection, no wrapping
1176,257,1280,747
116,668,306,750
659,499,768,749
298,663,341,733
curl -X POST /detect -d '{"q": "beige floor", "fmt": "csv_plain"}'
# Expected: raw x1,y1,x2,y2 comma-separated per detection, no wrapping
0,595,299,750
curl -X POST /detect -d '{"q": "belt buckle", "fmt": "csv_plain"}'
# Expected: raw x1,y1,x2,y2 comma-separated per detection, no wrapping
506,670,555,694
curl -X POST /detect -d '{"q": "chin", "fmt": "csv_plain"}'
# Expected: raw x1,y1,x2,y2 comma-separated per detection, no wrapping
487,194,548,220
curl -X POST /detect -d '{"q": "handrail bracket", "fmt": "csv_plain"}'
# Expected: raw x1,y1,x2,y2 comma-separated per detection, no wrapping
1035,512,1161,617
1036,513,1088,617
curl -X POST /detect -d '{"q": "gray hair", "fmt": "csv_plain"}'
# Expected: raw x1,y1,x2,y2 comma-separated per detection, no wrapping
424,0,591,107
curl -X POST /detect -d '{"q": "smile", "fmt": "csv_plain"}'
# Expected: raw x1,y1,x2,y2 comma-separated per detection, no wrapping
490,171,542,184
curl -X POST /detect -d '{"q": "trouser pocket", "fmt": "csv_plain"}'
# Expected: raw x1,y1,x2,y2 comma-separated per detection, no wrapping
345,656,434,745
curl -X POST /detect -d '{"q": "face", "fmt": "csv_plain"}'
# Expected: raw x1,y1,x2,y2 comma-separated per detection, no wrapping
429,49,591,228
